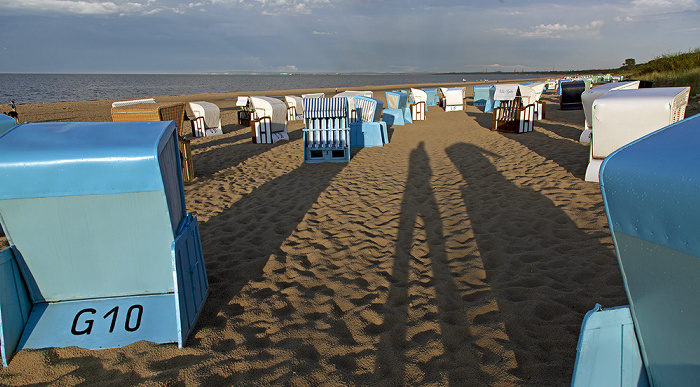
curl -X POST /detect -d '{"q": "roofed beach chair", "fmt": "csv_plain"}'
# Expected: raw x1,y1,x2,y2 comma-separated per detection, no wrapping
0,121,208,367
440,87,465,111
572,112,700,387
423,88,438,106
383,91,412,126
584,87,690,182
284,95,304,121
350,96,388,147
236,96,252,126
491,84,535,133
559,81,586,110
407,88,427,121
518,83,546,120
579,81,640,143
249,96,289,144
473,85,494,110
335,91,371,123
302,97,351,163
111,98,156,108
189,101,223,137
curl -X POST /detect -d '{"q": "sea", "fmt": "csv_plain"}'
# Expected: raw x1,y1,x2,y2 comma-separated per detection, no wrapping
0,73,555,105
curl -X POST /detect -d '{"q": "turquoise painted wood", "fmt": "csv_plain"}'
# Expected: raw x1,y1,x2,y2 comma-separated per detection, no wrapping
0,247,32,367
0,115,16,136
572,305,649,387
473,85,493,107
594,113,700,386
0,121,208,366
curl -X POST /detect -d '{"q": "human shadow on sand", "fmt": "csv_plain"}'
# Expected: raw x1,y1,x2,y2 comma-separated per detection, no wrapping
445,142,624,384
373,142,492,385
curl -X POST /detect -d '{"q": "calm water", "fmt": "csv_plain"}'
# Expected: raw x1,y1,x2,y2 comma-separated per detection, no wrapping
1,73,552,105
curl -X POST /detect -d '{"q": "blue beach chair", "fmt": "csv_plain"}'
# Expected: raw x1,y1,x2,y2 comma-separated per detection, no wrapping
0,114,17,136
572,113,700,386
0,121,208,367
382,91,412,126
302,97,351,163
350,96,388,147
422,88,438,107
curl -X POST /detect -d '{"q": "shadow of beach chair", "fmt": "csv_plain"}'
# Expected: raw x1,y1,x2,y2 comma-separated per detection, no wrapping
0,121,208,367
302,97,351,163
189,101,223,137
383,91,412,126
572,112,700,386
584,87,690,182
249,96,289,144
491,84,535,133
350,96,388,147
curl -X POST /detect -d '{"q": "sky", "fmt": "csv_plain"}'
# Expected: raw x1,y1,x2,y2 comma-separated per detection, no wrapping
0,0,698,74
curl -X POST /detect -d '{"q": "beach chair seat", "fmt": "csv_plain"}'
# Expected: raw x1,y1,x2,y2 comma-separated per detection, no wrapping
0,121,208,367
249,96,289,144
573,113,700,385
110,101,194,182
284,95,304,121
408,88,427,121
383,91,412,126
350,96,388,147
584,87,690,182
303,97,351,162
189,101,222,137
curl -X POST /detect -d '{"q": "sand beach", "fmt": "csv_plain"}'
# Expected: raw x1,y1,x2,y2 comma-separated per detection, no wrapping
3,80,693,386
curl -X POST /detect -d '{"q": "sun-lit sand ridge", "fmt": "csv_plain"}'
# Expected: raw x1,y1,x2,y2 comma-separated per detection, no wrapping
0,81,634,386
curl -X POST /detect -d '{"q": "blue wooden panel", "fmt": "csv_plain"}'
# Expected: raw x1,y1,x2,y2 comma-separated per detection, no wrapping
350,121,388,147
0,115,17,136
172,214,208,347
0,247,32,367
572,305,649,387
473,85,494,107
16,293,177,352
0,121,177,199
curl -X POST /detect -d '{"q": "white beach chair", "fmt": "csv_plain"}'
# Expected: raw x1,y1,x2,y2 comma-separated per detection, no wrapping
284,95,304,121
111,98,156,109
579,81,640,142
335,91,371,123
584,87,690,182
249,96,289,144
408,88,427,121
302,97,351,163
189,101,223,137
439,87,465,111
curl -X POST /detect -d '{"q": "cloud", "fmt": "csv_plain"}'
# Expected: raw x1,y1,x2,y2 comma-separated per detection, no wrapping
2,0,121,14
495,20,604,39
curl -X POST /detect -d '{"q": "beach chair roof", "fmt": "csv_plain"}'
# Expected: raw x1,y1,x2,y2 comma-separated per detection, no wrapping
250,96,287,125
354,96,384,122
0,121,177,199
581,81,640,126
236,96,249,107
335,91,369,110
189,101,220,129
494,84,519,101
303,96,348,119
302,92,324,99
386,91,408,109
409,88,427,103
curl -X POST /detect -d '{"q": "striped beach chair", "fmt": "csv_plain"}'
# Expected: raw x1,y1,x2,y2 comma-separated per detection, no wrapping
350,96,388,147
302,97,351,163
491,84,535,133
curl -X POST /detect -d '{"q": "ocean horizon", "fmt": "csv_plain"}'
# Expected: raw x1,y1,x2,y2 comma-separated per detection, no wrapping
1,73,559,105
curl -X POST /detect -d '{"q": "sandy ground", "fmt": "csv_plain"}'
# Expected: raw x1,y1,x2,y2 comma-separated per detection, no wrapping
1,81,696,386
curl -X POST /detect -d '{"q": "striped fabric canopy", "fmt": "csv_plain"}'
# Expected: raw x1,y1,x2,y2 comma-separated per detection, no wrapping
354,96,383,122
303,97,348,119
